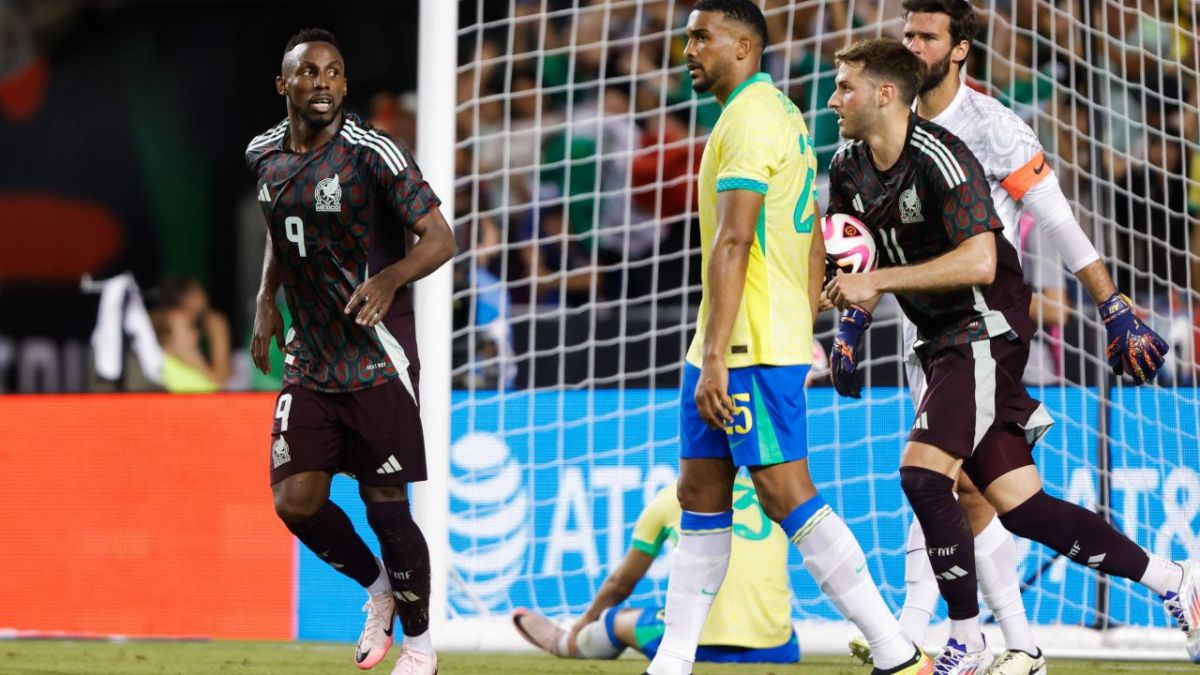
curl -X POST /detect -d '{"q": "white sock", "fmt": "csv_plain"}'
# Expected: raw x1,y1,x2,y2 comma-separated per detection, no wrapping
645,511,732,675
792,506,913,670
949,618,984,651
572,611,623,659
405,629,433,654
974,516,1036,654
899,518,938,646
1141,555,1184,596
367,557,391,597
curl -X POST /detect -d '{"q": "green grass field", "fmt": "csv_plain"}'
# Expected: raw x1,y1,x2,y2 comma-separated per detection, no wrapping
0,641,1192,675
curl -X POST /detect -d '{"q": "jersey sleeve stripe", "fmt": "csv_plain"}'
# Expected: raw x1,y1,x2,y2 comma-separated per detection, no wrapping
912,135,965,188
912,127,966,184
339,128,401,175
630,537,662,556
911,136,957,187
344,120,408,173
912,125,969,183
716,177,769,194
1000,150,1048,201
246,120,288,153
343,126,405,175
344,120,404,168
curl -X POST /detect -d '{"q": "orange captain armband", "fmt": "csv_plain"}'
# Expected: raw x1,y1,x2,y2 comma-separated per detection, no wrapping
1000,151,1049,201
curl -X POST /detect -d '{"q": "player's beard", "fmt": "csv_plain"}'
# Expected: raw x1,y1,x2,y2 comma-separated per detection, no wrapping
689,59,724,94
920,51,954,94
300,100,342,130
837,111,864,140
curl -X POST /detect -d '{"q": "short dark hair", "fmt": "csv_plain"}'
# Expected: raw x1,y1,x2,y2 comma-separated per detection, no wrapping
901,0,978,57
693,0,769,51
284,28,341,57
835,38,926,106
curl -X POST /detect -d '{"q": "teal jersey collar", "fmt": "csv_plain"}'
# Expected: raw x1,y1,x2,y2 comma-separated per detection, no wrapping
722,72,774,108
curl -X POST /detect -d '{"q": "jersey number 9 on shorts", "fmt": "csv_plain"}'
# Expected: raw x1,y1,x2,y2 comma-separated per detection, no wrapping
275,393,293,432
724,392,753,435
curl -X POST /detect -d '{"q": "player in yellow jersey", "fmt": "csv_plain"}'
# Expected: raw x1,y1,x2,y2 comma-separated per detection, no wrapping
644,3,931,675
511,477,799,664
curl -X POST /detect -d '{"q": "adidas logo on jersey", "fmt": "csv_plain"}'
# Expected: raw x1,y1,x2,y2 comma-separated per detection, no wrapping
258,184,272,202
852,193,865,213
376,455,403,474
315,176,342,212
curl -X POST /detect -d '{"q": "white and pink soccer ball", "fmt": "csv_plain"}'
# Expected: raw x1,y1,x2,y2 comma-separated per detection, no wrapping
822,213,877,274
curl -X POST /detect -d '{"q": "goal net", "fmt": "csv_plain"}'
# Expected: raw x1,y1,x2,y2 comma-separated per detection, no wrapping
444,0,1200,657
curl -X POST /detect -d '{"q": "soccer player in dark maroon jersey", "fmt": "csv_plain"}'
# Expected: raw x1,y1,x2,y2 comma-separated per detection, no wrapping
823,38,1199,675
246,28,454,675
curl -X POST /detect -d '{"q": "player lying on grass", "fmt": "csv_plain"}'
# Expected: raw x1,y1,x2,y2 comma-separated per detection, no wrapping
512,476,800,665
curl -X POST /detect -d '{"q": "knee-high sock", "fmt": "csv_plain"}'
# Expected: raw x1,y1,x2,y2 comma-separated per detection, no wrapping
286,501,379,588
974,516,1036,653
900,518,939,646
999,490,1181,595
900,467,981,649
783,495,913,670
645,510,732,675
366,500,432,643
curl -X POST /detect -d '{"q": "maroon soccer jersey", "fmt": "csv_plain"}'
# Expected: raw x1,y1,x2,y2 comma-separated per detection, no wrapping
245,113,441,393
828,116,1033,351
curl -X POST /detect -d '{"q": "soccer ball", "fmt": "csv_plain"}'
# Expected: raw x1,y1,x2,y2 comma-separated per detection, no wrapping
822,213,877,274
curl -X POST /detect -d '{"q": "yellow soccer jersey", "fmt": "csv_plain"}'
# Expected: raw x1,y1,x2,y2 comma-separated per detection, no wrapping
630,477,793,649
686,72,819,369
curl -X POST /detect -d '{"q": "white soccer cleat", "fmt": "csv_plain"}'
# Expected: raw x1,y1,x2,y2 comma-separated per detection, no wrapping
1161,559,1200,663
982,649,1045,675
849,634,873,665
511,607,568,657
932,638,991,675
389,645,438,675
355,592,396,670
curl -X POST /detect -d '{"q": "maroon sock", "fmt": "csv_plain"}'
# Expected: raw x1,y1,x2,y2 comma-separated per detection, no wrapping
1000,490,1150,579
285,501,379,588
900,467,980,620
367,500,432,637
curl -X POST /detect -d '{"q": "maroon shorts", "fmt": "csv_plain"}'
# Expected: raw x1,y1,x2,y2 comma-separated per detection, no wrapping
268,377,426,486
910,336,1054,488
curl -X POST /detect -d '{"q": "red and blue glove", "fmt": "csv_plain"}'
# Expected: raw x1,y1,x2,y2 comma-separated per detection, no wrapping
1099,292,1168,384
830,305,871,398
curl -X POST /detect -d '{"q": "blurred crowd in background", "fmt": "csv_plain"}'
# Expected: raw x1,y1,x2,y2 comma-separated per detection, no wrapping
449,0,1200,389
1,0,1198,393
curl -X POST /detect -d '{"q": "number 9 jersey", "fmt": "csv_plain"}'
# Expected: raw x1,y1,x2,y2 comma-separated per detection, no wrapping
687,73,819,370
245,113,442,394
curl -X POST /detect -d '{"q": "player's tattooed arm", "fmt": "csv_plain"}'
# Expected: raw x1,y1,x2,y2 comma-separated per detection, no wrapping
252,229,285,374
344,207,457,327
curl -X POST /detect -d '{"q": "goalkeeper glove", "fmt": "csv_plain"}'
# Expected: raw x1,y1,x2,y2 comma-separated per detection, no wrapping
1099,292,1168,385
830,305,871,398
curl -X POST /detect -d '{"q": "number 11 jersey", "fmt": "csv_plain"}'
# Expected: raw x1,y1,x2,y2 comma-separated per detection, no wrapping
827,115,1033,352
245,113,441,394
